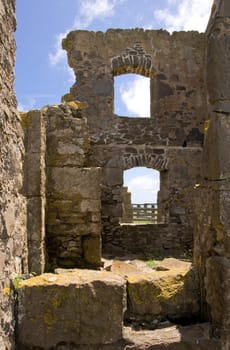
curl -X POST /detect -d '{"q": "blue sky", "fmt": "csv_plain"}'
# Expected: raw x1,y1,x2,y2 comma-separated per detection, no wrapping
15,0,213,203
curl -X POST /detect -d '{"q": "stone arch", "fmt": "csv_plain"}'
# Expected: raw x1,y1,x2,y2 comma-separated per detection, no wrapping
122,153,168,171
111,43,156,78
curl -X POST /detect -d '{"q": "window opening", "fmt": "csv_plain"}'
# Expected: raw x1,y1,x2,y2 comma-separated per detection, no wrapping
114,74,150,118
121,167,160,224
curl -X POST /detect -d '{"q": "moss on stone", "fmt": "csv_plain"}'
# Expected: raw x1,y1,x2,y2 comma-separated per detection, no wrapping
20,112,32,129
204,119,210,134
128,268,189,308
44,311,57,327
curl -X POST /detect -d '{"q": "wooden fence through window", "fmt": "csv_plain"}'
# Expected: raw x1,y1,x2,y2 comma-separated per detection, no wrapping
132,203,158,223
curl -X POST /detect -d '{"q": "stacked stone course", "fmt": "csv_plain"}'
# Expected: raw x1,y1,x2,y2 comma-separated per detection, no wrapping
22,103,102,271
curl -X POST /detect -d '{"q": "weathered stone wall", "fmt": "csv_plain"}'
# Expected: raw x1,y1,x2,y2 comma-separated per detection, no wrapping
193,1,230,349
63,29,207,137
45,104,102,269
63,29,207,251
120,187,133,223
0,0,27,347
22,104,102,271
104,223,192,259
1,0,230,348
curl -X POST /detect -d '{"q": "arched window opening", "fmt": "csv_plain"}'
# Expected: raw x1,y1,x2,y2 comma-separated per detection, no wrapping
121,167,160,224
114,74,150,118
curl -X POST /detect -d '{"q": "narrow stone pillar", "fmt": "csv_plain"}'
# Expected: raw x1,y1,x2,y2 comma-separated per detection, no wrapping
195,1,230,348
22,110,46,274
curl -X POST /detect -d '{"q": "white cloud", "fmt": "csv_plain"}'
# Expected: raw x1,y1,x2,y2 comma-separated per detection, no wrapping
49,31,69,66
49,0,123,69
154,0,213,32
67,68,76,83
74,0,116,28
17,94,57,112
128,175,156,191
49,31,75,84
120,75,150,117
17,97,36,112
125,174,159,203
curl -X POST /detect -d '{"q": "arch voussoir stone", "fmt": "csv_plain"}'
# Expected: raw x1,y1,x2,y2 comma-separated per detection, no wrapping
111,44,156,78
122,153,168,171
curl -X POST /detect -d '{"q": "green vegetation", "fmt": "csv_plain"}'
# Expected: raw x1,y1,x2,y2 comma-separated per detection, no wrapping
145,259,157,270
12,276,22,291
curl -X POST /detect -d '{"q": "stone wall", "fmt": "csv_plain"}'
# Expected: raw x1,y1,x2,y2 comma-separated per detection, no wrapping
120,187,133,223
104,223,193,259
1,0,230,348
22,99,202,268
63,29,206,251
22,103,102,271
193,1,230,349
0,0,27,348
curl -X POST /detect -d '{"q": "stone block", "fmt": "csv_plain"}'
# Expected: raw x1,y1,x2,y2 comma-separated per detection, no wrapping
46,223,85,236
17,270,126,348
27,197,46,274
23,110,45,153
210,189,230,255
46,132,88,167
60,213,89,225
49,167,101,200
206,256,230,328
103,167,123,186
82,235,102,267
127,267,199,322
122,323,220,350
24,152,45,196
27,197,45,242
80,199,101,212
204,113,230,180
92,78,113,96
207,26,230,105
219,2,230,16
47,234,83,268
102,203,123,218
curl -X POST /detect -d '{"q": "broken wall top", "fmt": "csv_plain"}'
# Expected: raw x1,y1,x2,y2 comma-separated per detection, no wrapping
62,28,208,149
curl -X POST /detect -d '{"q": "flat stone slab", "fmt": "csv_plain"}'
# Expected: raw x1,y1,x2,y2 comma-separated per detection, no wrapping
121,323,220,350
110,259,154,276
17,270,126,349
155,258,191,271
19,323,219,349
127,267,199,322
103,257,192,277
102,257,198,324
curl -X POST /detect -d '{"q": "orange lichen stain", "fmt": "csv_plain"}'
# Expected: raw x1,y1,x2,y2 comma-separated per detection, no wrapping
128,268,189,304
3,287,10,296
67,100,88,109
18,274,62,288
204,120,210,134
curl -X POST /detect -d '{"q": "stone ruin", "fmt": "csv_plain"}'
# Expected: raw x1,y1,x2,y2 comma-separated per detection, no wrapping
1,0,230,349
24,27,206,273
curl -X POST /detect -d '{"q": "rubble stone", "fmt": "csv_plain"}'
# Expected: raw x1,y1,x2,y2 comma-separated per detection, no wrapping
17,270,126,349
